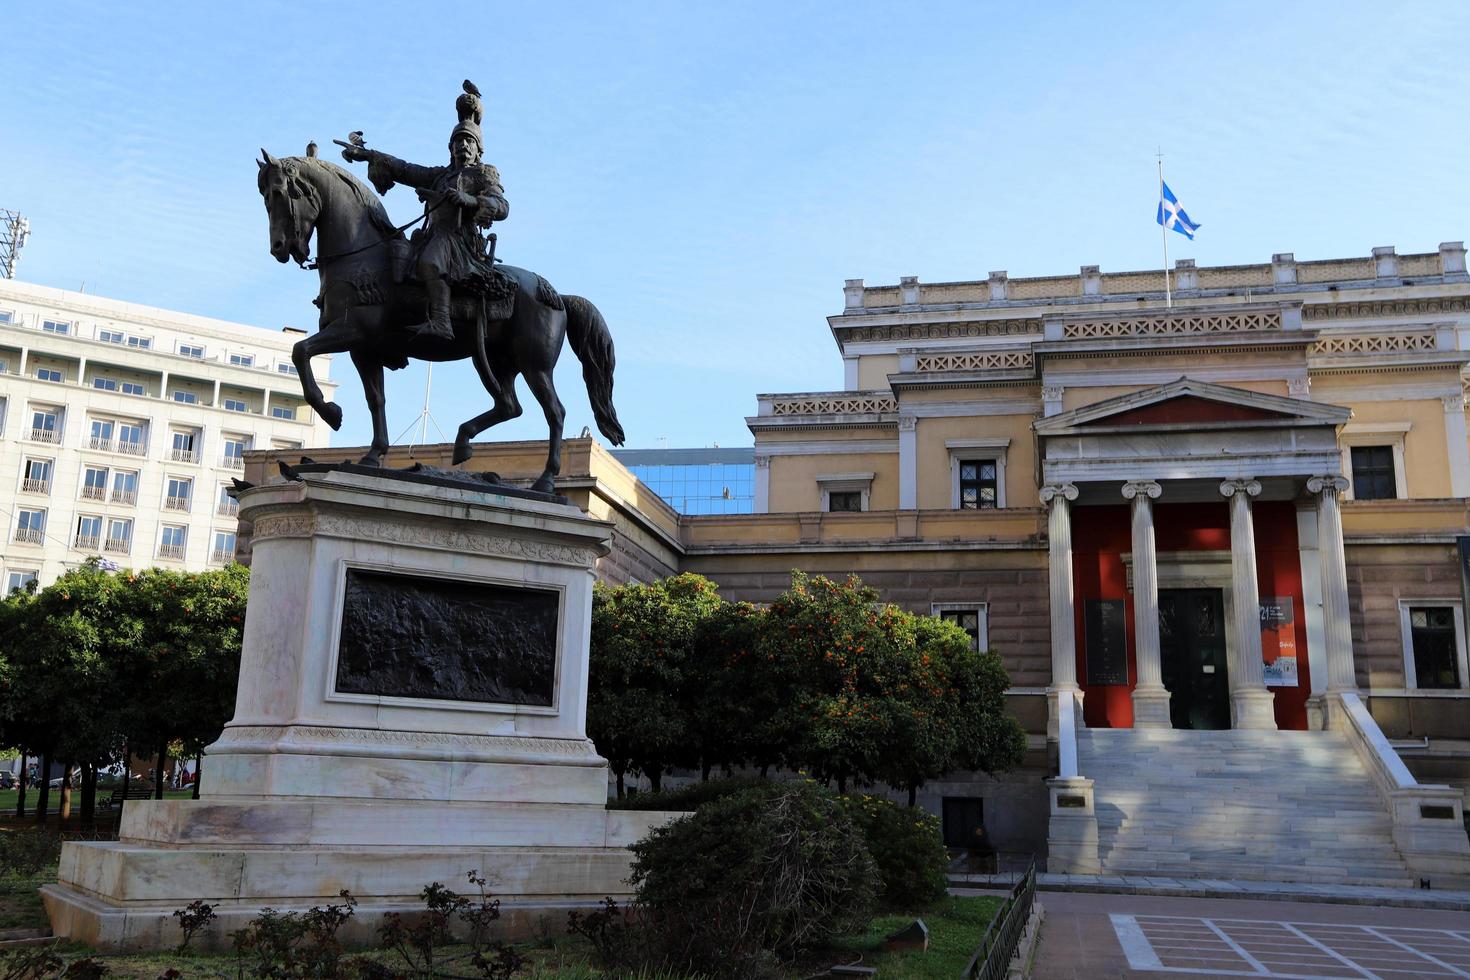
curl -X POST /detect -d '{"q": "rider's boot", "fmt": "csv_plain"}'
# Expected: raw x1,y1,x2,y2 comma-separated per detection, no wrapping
412,279,455,342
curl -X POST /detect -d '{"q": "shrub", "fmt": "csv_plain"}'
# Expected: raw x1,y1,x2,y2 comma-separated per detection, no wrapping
838,795,949,907
629,780,878,977
606,776,767,811
0,829,62,881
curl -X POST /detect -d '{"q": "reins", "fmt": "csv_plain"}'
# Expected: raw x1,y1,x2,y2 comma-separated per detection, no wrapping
300,203,440,271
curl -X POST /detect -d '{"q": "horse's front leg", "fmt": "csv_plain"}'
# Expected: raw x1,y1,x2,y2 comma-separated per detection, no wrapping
350,350,389,465
292,319,364,431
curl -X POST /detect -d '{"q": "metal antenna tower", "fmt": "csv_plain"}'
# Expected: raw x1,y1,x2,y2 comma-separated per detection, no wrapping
0,211,31,279
394,362,447,452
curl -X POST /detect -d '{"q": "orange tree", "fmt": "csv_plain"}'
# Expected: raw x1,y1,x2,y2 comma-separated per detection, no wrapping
588,573,724,796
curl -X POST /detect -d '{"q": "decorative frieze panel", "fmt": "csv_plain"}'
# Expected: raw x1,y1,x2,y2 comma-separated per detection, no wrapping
1309,332,1437,356
913,349,1034,373
833,319,1042,343
1062,309,1281,340
1302,298,1469,321
769,393,898,416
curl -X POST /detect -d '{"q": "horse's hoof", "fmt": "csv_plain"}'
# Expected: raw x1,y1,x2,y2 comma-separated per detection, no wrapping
320,402,344,431
356,455,382,468
531,476,556,494
452,441,472,465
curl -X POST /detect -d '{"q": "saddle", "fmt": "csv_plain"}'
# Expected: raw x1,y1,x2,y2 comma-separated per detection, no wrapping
385,239,516,321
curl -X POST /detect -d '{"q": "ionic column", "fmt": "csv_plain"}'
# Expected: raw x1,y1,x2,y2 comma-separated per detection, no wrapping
1124,481,1170,728
1219,479,1278,730
1307,475,1357,692
1042,483,1080,737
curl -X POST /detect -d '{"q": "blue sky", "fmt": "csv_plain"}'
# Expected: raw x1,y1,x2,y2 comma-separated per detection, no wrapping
5,2,1470,451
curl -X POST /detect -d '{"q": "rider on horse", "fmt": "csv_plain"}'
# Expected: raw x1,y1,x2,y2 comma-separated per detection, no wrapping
339,81,507,343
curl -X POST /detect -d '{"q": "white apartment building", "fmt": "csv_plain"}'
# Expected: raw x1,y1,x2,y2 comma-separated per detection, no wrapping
0,279,335,589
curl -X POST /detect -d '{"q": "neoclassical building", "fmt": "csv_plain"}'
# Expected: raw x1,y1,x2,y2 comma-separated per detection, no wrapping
249,243,1470,883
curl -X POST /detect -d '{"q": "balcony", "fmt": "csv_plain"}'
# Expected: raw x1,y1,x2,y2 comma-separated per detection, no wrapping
110,489,137,505
219,454,245,471
80,486,107,502
21,479,50,494
87,437,115,452
163,495,191,512
158,544,186,561
103,537,131,554
168,448,198,463
217,499,239,517
74,534,99,551
12,528,44,545
29,427,59,444
210,548,234,564
116,441,146,457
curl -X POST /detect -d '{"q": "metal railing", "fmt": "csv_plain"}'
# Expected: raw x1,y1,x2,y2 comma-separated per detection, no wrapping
168,448,197,463
21,478,50,494
110,489,137,505
163,495,191,511
210,548,234,564
963,859,1037,980
29,427,58,443
217,499,239,517
81,485,106,501
87,437,115,452
157,543,186,560
116,441,146,457
103,537,130,554
219,454,245,470
12,527,44,545
74,534,99,550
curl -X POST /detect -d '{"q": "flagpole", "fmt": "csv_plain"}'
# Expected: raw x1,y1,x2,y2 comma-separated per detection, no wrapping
1159,156,1172,310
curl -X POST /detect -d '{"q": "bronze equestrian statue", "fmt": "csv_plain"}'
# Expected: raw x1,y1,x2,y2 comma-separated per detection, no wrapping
256,80,624,494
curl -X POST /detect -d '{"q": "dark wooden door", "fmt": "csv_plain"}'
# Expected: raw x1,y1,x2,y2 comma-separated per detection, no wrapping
941,796,984,849
1158,588,1231,730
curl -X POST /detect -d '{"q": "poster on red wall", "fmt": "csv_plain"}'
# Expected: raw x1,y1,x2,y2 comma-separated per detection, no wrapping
1260,596,1298,687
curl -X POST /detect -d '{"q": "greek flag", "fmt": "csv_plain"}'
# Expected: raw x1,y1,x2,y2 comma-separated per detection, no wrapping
1157,182,1200,240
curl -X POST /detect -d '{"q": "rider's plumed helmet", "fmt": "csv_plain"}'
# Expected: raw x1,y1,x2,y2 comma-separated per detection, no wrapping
450,79,483,157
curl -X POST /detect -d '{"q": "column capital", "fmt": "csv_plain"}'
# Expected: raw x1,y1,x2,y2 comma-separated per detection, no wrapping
1122,480,1162,501
1040,483,1079,504
1443,394,1465,413
1219,478,1262,499
897,415,917,432
753,454,771,469
1306,475,1349,496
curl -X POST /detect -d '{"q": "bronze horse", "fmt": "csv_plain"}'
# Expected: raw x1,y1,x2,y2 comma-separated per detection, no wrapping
256,149,623,493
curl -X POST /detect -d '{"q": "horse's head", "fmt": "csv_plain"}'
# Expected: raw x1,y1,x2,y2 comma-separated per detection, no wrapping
256,149,319,265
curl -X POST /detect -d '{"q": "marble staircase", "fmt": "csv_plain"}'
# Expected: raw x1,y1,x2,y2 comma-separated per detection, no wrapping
1077,728,1416,887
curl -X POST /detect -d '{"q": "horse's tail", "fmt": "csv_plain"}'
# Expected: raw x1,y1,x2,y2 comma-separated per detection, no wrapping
564,294,624,446
470,295,503,406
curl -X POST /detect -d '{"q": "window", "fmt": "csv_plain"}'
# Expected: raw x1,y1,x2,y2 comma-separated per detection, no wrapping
41,319,69,335
228,353,254,367
88,418,114,450
126,336,151,350
271,406,296,420
173,390,198,404
212,530,237,563
29,409,58,443
221,436,249,470
159,525,187,560
271,439,303,451
111,470,139,504
6,571,38,594
828,491,862,512
170,430,197,462
223,398,248,413
277,363,298,376
1400,602,1468,690
178,343,205,359
21,459,51,493
75,515,102,549
105,518,133,553
93,377,118,391
165,477,192,511
1350,446,1397,500
958,459,999,510
816,472,873,513
81,466,109,500
116,422,145,455
217,484,239,517
122,381,144,396
99,330,124,344
14,509,46,544
0,309,14,323
933,603,989,652
35,368,61,383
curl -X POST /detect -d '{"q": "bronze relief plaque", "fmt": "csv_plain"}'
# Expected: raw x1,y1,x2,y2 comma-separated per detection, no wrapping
335,568,557,706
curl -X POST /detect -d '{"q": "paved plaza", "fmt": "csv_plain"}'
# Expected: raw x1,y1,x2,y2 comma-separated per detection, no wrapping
1029,892,1470,979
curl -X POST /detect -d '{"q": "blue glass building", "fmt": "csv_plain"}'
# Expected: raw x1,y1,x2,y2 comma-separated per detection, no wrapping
611,447,755,515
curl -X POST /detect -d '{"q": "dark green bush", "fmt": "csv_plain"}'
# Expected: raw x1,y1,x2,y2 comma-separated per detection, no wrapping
838,794,949,907
606,775,767,811
0,829,62,880
629,780,878,978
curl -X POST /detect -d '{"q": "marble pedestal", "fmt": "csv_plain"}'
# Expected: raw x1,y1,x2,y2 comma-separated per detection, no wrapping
43,469,678,951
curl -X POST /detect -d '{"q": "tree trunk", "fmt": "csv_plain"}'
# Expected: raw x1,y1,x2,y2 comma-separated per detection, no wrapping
836,773,847,795
154,742,167,800
647,765,662,793
34,752,51,825
759,763,770,779
14,753,26,819
60,765,73,822
192,755,202,800
701,760,712,782
80,763,96,831
120,745,131,806
615,769,625,800
907,783,917,807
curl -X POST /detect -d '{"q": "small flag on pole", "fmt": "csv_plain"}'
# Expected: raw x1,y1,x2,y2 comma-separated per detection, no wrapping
1157,182,1200,240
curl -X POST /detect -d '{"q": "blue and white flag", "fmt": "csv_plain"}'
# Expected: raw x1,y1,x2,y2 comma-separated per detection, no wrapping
1156,182,1200,240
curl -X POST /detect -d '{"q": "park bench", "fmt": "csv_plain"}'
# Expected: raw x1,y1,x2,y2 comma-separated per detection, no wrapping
102,783,156,809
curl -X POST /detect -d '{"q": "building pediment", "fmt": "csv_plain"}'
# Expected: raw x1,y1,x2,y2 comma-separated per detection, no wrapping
1034,378,1350,437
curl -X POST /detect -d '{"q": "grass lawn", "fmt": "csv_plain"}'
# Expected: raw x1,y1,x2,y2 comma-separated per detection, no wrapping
821,894,1005,978
0,788,196,815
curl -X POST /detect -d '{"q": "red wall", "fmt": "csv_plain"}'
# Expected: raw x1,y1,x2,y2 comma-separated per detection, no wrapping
1072,501,1310,730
